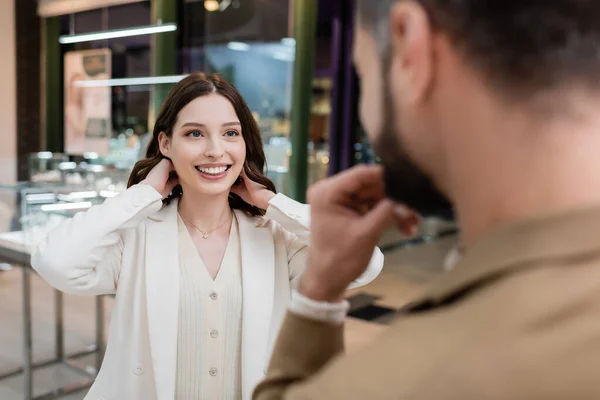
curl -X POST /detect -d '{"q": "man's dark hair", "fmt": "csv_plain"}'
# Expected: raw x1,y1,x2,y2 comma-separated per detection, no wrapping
356,0,600,96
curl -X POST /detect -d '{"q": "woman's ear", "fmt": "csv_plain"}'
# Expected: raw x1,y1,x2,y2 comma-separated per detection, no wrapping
158,132,171,157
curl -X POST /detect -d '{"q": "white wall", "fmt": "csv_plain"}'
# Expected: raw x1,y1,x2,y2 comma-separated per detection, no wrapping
0,0,16,184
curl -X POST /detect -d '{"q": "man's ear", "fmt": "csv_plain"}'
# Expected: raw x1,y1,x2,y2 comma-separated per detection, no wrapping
389,1,435,104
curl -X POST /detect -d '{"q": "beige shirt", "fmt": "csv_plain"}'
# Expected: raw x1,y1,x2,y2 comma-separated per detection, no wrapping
176,214,243,400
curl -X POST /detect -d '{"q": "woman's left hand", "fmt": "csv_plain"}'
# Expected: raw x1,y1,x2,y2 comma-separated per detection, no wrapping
231,171,276,210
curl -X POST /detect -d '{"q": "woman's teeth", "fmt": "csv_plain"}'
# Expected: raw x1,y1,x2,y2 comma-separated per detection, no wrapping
196,166,228,175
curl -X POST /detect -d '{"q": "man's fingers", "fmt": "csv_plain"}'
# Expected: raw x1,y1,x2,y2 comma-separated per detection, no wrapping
396,214,420,236
392,204,421,236
333,165,385,197
360,199,396,237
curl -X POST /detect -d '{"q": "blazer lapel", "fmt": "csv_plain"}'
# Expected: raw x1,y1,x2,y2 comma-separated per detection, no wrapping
236,210,275,400
145,201,180,400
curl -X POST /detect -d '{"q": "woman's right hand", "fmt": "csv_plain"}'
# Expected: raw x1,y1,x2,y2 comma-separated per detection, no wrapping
141,159,179,198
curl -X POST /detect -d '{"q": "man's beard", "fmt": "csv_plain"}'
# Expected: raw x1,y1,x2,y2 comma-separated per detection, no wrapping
371,84,453,218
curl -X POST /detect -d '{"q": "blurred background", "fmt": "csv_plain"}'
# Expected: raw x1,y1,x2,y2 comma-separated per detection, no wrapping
8,0,380,198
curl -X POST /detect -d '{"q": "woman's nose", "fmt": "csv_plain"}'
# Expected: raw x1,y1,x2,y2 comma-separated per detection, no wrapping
204,137,224,158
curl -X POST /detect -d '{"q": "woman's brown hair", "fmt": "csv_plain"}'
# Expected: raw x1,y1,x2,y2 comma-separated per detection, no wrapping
128,72,276,216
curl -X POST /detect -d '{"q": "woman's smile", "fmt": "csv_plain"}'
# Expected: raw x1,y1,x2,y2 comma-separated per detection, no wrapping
194,164,232,180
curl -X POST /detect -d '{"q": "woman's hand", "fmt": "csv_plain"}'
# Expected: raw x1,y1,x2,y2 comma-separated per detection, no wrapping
231,171,275,210
141,158,179,198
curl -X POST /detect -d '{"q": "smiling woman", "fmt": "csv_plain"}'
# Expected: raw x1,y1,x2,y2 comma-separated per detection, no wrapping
160,96,246,195
129,72,276,217
30,72,387,399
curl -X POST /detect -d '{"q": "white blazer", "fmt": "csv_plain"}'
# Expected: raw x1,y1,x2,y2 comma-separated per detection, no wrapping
31,184,384,400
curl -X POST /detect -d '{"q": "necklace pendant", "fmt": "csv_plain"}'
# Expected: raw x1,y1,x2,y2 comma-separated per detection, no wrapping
202,233,209,239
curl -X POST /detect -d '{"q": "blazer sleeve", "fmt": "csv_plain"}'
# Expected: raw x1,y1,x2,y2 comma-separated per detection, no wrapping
31,184,163,296
264,193,384,289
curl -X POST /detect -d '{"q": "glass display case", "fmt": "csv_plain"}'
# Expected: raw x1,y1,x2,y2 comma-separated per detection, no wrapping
0,150,129,259
28,152,69,183
0,183,116,257
27,151,131,190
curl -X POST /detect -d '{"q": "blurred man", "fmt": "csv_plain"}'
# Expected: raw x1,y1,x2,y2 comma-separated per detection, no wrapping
254,1,600,399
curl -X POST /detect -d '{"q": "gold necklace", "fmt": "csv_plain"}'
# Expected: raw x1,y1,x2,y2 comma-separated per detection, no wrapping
179,212,232,239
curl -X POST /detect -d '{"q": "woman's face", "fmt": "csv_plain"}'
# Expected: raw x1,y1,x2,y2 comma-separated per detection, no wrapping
159,93,246,196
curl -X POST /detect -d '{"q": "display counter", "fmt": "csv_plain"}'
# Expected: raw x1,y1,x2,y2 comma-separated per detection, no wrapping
0,181,116,400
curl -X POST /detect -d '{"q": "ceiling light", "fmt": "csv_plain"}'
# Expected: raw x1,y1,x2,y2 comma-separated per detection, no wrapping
36,152,54,159
73,75,187,88
204,0,220,12
227,42,250,51
59,23,177,44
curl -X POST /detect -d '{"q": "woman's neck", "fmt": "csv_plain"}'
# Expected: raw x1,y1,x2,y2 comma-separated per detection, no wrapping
177,189,232,230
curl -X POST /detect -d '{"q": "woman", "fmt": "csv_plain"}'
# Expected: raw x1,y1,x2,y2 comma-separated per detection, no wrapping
32,73,384,400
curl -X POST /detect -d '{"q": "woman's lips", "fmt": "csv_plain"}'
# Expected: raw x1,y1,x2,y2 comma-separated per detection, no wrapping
195,165,231,181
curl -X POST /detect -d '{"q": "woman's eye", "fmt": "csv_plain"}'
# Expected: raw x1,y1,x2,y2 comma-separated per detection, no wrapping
187,130,202,138
224,130,240,137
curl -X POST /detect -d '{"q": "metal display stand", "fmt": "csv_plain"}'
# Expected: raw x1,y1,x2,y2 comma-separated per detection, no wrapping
0,240,105,400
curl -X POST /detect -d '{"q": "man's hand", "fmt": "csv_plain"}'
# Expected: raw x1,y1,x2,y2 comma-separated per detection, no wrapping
299,165,420,303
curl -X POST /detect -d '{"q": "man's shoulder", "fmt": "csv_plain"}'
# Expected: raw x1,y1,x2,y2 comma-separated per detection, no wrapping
369,257,600,398
398,252,600,338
